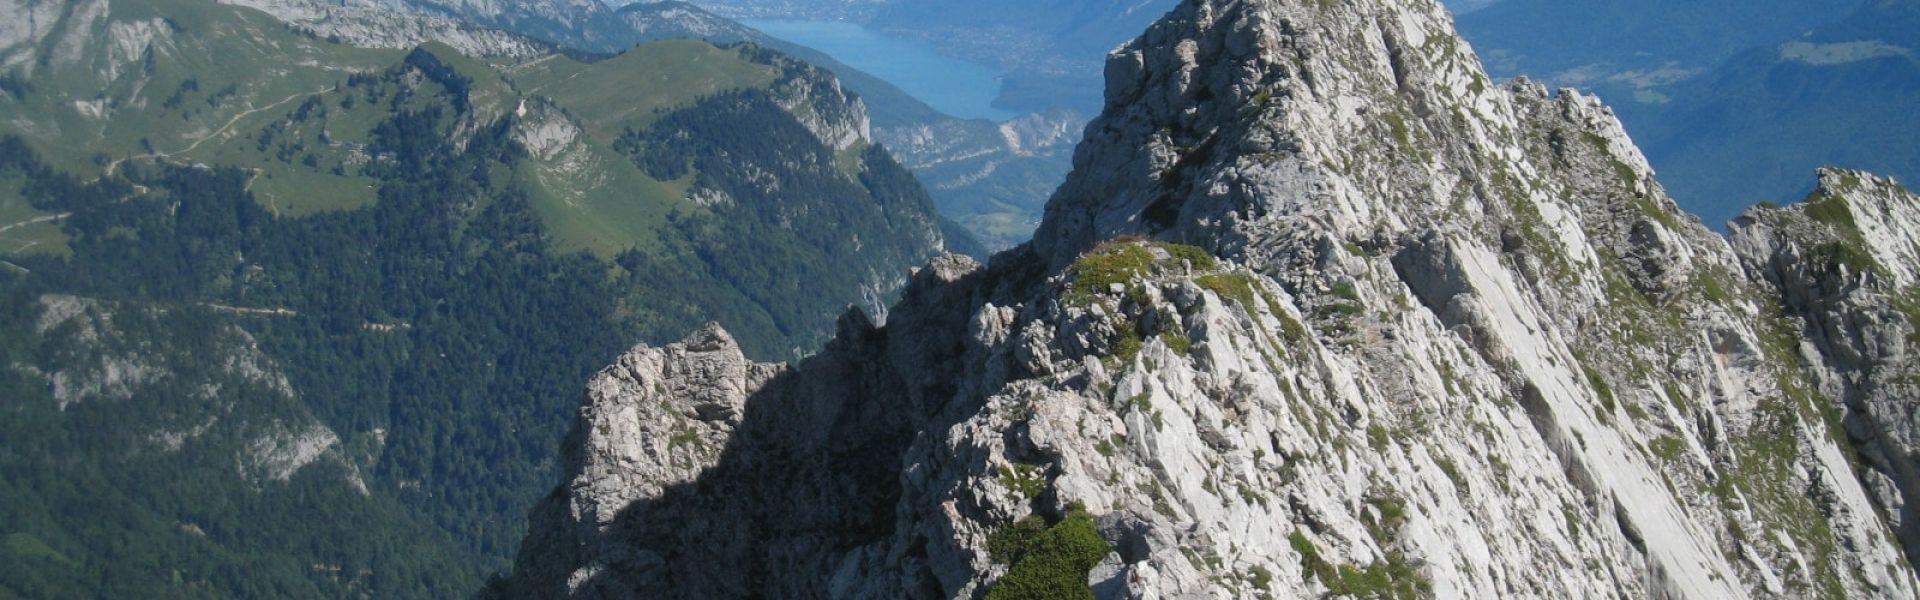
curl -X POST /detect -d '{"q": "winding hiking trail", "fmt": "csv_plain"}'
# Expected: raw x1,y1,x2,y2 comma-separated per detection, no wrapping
200,303,298,317
0,212,69,234
106,86,335,176
0,213,68,269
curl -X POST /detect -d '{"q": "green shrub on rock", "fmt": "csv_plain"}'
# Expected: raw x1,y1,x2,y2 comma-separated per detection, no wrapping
986,509,1112,600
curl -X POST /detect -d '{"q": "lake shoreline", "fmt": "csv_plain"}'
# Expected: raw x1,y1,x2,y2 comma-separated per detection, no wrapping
742,19,1020,122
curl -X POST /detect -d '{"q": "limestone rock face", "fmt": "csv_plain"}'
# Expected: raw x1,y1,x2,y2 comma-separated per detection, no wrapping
1731,169,1920,569
497,259,984,599
218,0,549,57
29,295,364,491
0,0,207,90
499,0,1920,598
612,1,764,47
767,60,876,153
216,0,764,58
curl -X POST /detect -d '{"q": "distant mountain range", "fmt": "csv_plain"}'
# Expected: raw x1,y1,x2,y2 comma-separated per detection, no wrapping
629,0,1183,246
1458,0,1861,91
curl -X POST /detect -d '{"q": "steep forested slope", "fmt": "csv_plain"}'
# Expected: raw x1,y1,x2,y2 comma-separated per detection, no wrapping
0,0,951,596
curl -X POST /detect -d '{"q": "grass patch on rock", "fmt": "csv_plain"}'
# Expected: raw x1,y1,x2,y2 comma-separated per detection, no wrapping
986,509,1112,600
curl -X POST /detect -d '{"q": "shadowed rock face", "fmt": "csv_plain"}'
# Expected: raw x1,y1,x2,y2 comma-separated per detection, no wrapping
495,256,1005,598
496,0,1920,598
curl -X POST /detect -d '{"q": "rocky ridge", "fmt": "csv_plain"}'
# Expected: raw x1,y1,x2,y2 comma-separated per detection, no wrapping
217,0,551,57
212,0,787,59
1731,169,1920,568
217,0,644,56
499,0,1920,598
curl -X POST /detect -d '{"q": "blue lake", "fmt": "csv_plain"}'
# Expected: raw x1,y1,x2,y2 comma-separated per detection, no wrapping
742,19,1019,121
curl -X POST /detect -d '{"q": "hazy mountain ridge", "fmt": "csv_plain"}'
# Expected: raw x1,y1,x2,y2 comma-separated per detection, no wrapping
1451,0,1920,228
1623,0,1920,227
213,0,553,56
1457,0,1862,94
499,0,1920,598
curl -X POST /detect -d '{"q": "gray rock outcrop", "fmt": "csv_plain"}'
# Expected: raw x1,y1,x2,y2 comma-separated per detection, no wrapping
1732,169,1920,569
497,0,1920,597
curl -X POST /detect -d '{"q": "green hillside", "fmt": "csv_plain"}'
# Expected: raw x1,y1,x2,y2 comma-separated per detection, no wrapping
497,40,783,256
0,1,894,257
508,40,781,143
0,0,941,348
0,171,68,257
0,0,399,172
0,0,950,597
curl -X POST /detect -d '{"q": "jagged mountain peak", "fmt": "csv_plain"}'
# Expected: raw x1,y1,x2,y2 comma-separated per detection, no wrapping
498,0,1920,598
1033,0,1715,278
1733,168,1920,288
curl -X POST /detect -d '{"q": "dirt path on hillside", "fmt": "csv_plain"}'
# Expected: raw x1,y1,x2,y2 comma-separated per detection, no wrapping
0,212,69,234
105,86,335,176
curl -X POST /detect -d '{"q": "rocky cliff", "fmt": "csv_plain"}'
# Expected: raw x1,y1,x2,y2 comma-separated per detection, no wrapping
1731,169,1920,570
497,0,1920,597
215,0,770,58
217,0,550,56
